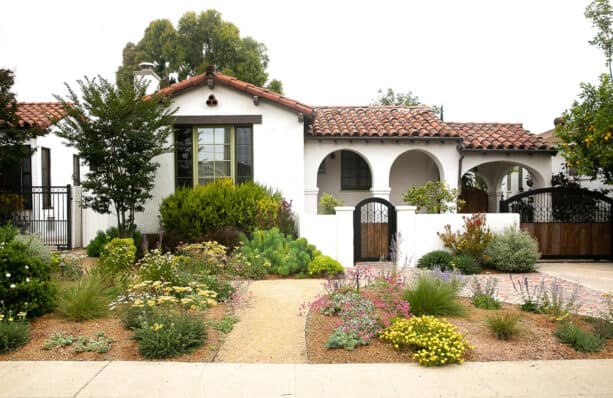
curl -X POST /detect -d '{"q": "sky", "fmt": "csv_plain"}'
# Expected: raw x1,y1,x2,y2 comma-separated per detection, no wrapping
0,0,606,134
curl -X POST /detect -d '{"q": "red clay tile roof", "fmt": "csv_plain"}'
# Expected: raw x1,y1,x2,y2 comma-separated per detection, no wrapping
537,128,559,145
13,102,67,130
447,122,554,151
309,106,459,138
156,71,313,117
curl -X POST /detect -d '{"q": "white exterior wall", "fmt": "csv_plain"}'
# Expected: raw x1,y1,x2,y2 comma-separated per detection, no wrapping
551,153,613,194
30,127,76,188
304,140,461,214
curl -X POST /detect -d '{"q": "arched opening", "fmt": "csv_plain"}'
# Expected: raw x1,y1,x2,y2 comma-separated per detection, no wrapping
316,149,373,212
388,150,442,206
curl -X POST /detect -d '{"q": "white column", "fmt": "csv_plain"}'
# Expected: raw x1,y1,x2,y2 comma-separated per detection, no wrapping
395,205,417,267
71,186,83,248
304,188,319,215
487,191,503,213
335,206,355,267
370,187,391,201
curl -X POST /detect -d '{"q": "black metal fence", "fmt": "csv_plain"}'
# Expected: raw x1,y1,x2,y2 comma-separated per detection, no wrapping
0,185,72,249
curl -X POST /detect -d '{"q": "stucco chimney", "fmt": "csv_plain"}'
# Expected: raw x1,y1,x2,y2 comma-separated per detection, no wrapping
134,62,160,95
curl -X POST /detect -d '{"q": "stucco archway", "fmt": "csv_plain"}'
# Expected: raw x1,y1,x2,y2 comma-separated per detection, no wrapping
388,149,443,206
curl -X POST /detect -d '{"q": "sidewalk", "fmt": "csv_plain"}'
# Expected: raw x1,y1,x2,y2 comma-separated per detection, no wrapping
1,359,612,397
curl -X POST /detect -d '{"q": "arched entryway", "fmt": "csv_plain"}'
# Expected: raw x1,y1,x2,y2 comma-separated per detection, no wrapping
354,197,396,261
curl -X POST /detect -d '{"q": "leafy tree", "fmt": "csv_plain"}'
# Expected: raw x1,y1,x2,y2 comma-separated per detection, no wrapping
53,76,177,236
0,69,42,172
586,0,613,78
266,79,284,94
116,10,280,90
403,180,463,213
371,88,443,119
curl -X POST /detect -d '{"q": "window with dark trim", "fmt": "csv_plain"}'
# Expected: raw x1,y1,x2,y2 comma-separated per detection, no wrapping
341,150,371,190
0,145,32,209
73,155,80,186
175,127,194,188
41,147,51,208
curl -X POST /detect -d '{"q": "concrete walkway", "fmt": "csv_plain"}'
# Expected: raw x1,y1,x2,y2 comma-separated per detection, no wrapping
215,279,324,363
1,360,612,397
538,262,613,293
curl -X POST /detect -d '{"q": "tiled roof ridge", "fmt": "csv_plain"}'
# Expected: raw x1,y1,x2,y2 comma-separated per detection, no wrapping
446,121,524,128
12,102,68,130
314,105,432,109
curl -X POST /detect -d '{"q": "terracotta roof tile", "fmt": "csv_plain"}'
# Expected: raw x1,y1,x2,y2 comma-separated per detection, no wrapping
156,71,313,117
446,122,555,151
309,106,458,138
14,102,67,130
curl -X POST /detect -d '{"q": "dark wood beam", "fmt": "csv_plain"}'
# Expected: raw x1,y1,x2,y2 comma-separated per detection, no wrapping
173,115,262,125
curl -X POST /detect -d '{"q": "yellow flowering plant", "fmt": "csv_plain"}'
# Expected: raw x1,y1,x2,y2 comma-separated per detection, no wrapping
380,315,473,366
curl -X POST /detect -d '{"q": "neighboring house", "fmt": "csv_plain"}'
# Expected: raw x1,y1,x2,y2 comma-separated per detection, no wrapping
0,103,81,248
537,128,612,194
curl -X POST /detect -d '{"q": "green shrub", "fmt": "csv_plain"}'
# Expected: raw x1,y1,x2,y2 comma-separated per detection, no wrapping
417,250,453,271
554,321,603,352
57,275,109,321
403,180,463,214
43,331,112,353
403,273,466,317
319,193,343,215
136,249,180,283
325,329,362,351
14,234,52,266
177,241,258,280
586,317,613,340
484,227,540,272
450,254,481,275
196,275,234,302
0,317,30,354
87,227,144,258
0,223,18,243
438,213,493,264
308,255,344,276
212,313,239,334
380,316,472,366
239,228,319,276
98,238,136,281
486,312,521,340
470,276,501,309
159,179,296,245
472,295,501,310
0,238,55,317
133,310,206,359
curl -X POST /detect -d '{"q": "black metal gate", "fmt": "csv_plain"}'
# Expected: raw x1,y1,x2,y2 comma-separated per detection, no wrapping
0,185,72,249
354,197,396,262
500,187,613,259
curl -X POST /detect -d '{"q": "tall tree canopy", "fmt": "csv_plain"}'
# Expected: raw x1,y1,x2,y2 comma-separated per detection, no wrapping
0,69,41,172
371,88,443,119
54,77,177,235
555,0,613,184
116,10,282,93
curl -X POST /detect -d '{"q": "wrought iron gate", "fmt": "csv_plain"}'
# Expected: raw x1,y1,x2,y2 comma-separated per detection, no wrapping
500,187,612,259
354,197,396,261
0,185,72,249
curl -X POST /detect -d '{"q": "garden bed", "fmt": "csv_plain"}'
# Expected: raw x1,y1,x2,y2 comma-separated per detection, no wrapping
305,298,613,363
0,303,229,362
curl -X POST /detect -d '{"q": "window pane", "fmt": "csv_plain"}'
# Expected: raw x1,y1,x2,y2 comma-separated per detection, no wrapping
235,126,253,183
341,151,371,190
175,127,193,187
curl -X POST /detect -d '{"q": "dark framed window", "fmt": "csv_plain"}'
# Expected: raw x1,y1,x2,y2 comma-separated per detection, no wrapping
235,126,253,184
73,155,80,186
341,150,371,190
41,147,51,208
0,145,32,209
175,127,194,188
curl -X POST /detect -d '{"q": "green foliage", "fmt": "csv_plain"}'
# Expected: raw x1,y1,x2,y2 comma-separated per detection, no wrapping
177,241,257,281
325,329,363,351
266,79,284,94
0,317,30,354
211,313,239,334
238,228,319,276
555,321,604,352
585,0,613,78
484,227,540,272
470,276,501,309
98,238,136,281
0,69,42,171
86,227,122,257
308,255,344,277
133,310,206,359
417,250,453,272
403,273,466,317
319,193,343,215
486,313,521,340
555,74,613,184
472,295,501,310
57,275,110,321
14,234,52,266
371,88,443,119
197,275,234,302
43,331,112,353
438,214,493,265
403,180,462,213
54,76,176,235
0,223,17,243
450,254,481,275
584,316,613,340
160,180,296,244
380,316,472,366
136,249,180,284
0,234,55,317
116,10,279,89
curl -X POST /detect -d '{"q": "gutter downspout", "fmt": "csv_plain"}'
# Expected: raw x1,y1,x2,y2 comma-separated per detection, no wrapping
457,145,464,189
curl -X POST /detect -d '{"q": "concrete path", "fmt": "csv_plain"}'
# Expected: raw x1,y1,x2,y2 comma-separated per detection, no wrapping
538,262,613,292
1,360,612,397
215,279,324,363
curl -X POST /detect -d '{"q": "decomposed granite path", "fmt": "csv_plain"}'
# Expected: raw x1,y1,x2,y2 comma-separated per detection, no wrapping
215,279,325,363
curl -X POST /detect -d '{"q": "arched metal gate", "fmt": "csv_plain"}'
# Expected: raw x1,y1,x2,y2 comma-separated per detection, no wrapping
354,198,396,262
500,187,613,259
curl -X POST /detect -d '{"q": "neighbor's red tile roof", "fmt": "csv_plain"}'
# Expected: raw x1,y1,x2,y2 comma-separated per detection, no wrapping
156,71,314,117
446,122,554,151
14,102,67,129
309,106,458,138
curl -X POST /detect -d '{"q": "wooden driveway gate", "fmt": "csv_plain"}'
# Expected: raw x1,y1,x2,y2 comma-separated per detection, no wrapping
500,187,613,259
354,198,396,261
